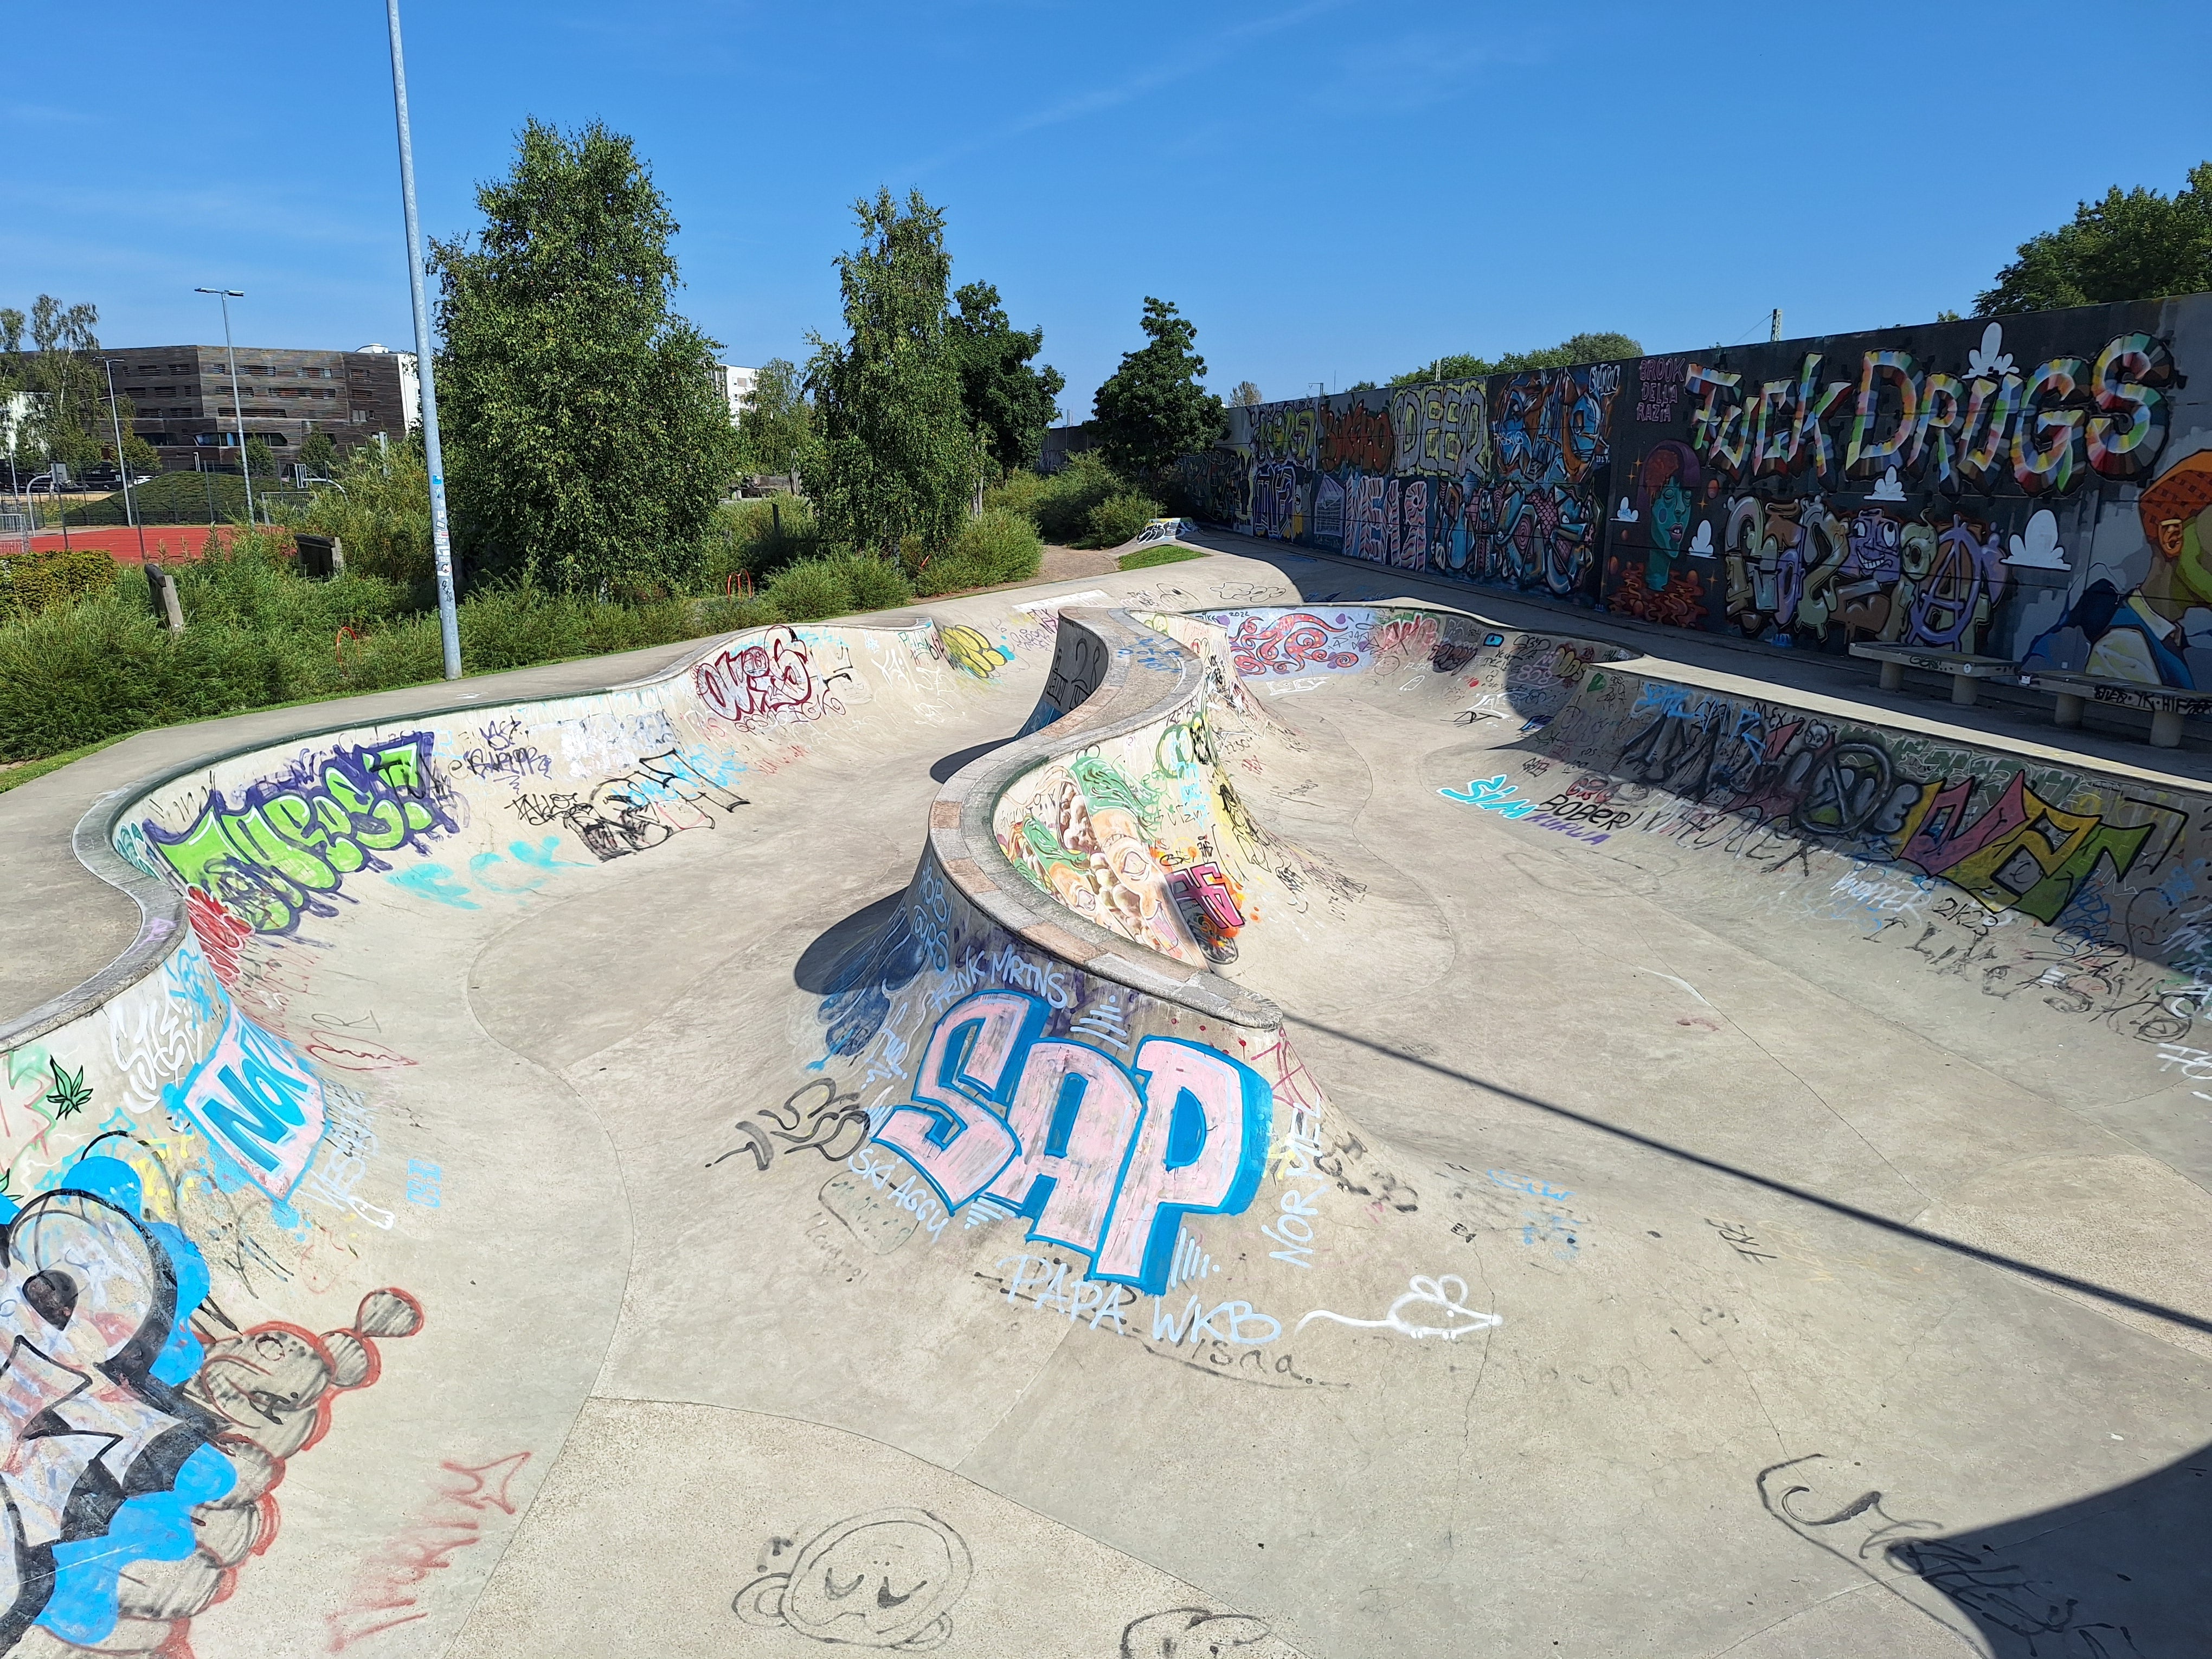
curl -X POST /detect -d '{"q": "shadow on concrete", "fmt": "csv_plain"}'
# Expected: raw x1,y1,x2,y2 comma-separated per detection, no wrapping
791,890,908,996
1759,1444,2211,1654
931,736,1014,782
1289,1012,2212,1341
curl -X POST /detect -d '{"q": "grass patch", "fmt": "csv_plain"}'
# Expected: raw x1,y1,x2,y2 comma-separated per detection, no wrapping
1119,545,1205,571
0,734,128,795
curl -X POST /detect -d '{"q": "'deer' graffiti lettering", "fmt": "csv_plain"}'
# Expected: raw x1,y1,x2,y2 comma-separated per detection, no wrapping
143,732,454,934
871,991,1272,1295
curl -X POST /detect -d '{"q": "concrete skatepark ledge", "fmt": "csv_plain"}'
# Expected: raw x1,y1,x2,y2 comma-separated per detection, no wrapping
0,541,2207,1658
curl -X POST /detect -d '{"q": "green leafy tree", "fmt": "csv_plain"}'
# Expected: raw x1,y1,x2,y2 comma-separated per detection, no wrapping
1091,297,1224,475
0,297,121,478
804,188,975,557
432,118,741,593
1389,330,1643,387
298,430,338,479
949,281,1064,476
304,432,433,583
244,436,275,479
734,357,815,478
1231,381,1263,408
1976,164,2212,315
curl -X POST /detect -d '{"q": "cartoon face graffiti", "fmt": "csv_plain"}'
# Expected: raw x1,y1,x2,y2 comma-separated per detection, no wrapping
732,1509,972,1650
2146,449,2212,610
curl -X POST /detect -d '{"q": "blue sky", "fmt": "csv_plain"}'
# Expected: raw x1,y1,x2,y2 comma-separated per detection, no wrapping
7,2,2209,415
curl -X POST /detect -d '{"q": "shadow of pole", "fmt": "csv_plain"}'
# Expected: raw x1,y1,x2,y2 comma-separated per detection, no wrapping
1288,1012,2212,1341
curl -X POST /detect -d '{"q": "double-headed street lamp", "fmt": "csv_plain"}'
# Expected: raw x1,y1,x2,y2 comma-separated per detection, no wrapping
193,287,253,525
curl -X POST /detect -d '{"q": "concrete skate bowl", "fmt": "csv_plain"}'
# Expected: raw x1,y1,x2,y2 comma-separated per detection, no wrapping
0,573,2207,1659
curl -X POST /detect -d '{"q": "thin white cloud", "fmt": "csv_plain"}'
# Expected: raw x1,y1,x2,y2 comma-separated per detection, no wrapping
895,0,1349,177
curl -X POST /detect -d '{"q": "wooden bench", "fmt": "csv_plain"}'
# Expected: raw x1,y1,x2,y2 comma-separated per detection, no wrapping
2015,671,2212,749
1847,644,2020,706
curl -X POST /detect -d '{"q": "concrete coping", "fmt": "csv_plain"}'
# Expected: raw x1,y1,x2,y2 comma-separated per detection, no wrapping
929,607,1283,1031
1847,642,2020,676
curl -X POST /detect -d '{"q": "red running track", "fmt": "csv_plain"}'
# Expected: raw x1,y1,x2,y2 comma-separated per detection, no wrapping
22,525,255,563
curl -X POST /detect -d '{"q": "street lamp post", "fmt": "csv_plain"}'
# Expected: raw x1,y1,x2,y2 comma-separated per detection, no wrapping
99,358,149,564
384,0,461,680
194,287,252,526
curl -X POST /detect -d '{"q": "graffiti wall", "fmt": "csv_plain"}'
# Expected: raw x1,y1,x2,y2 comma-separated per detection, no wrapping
1525,663,2212,1049
1191,294,2212,682
0,612,1024,1657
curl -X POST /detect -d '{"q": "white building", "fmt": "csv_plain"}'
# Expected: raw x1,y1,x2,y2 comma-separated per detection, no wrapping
713,364,757,426
355,344,423,432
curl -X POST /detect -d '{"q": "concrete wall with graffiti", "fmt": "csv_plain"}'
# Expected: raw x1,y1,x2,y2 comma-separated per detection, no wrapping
1188,294,2212,683
0,612,1021,1657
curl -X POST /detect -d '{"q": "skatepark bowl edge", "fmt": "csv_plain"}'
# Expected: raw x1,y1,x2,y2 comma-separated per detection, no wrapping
0,542,2207,1659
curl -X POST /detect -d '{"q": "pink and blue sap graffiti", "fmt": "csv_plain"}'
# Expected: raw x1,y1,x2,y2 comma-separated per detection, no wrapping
871,991,1272,1295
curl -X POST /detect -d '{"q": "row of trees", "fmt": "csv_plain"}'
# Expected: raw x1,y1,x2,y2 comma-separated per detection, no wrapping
428,128,1226,586
427,136,1084,583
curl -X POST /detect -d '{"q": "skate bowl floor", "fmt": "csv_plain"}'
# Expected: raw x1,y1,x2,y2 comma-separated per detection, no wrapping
1,542,2208,1659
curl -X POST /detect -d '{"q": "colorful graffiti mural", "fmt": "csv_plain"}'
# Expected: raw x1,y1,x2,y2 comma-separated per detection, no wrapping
872,990,1272,1295
1531,672,2185,937
145,733,456,934
1189,297,2212,681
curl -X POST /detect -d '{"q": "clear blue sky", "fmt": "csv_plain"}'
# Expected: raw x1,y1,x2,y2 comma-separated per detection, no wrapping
8,2,2210,415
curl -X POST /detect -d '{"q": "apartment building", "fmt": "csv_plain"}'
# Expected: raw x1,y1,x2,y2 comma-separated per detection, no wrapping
713,363,757,425
104,345,415,470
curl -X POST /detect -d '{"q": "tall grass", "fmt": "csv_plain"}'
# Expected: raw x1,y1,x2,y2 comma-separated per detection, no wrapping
909,509,1043,595
0,526,777,763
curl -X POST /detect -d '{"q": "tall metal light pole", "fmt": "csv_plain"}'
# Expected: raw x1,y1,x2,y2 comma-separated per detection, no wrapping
385,0,461,680
195,288,253,526
99,358,149,564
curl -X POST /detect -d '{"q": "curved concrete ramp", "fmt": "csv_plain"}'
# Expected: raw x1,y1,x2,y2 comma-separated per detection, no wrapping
2,558,2208,1658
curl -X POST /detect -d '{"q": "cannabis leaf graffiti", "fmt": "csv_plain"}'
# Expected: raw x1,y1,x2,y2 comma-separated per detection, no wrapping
44,1058,91,1119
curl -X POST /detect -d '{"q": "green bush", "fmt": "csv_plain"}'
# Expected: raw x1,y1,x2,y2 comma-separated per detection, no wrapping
1036,454,1122,543
837,554,916,613
0,520,783,763
986,455,1125,545
763,560,852,622
298,444,434,586
705,496,824,590
0,545,118,618
1084,489,1163,549
980,468,1048,522
910,509,1042,596
763,554,914,622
